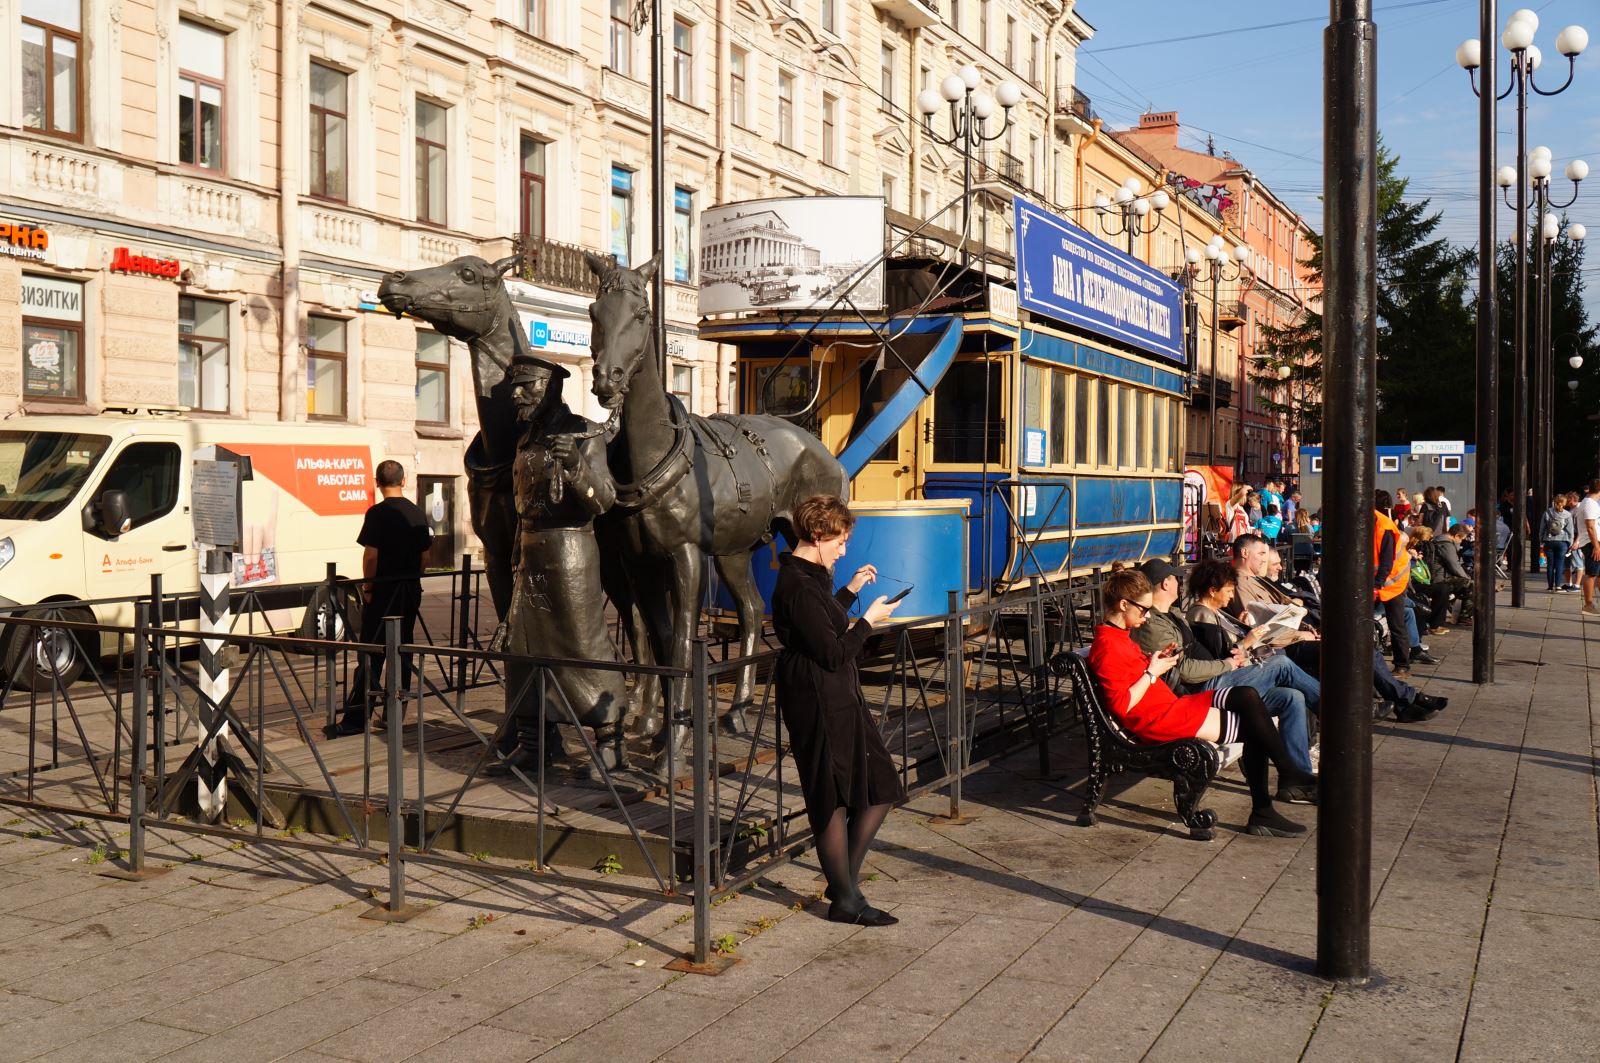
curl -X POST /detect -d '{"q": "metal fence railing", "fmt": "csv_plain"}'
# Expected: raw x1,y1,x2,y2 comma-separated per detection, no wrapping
0,569,1087,965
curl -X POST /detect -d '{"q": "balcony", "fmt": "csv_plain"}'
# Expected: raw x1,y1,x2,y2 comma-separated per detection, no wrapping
1054,86,1096,134
1218,300,1247,332
1189,373,1234,410
870,0,939,29
976,149,1026,189
516,234,612,296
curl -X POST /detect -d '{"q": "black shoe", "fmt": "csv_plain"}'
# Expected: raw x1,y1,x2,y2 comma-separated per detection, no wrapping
1413,692,1448,712
486,741,549,777
1245,807,1308,837
1275,783,1318,805
1374,701,1397,721
826,901,899,927
1393,703,1439,724
1413,651,1441,665
324,714,365,738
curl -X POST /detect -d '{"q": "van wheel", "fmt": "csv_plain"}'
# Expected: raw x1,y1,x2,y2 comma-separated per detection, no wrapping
3,609,92,691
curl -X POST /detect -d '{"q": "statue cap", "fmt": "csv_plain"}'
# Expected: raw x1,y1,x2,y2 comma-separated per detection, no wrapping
509,351,570,382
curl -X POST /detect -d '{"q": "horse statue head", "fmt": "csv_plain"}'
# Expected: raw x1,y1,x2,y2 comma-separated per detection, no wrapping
586,252,658,411
378,254,520,344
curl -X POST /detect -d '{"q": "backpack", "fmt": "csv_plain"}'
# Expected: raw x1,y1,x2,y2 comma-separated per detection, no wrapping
1543,512,1565,541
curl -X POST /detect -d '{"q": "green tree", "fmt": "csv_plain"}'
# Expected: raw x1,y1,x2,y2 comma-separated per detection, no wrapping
1253,141,1477,444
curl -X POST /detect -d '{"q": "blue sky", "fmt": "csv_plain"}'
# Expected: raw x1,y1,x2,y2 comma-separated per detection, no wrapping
1076,0,1600,313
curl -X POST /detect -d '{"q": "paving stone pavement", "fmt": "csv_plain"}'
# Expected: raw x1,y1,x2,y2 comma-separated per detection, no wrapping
0,588,1595,1061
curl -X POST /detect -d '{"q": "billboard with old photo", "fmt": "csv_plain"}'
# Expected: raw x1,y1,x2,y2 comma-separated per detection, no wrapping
698,196,885,315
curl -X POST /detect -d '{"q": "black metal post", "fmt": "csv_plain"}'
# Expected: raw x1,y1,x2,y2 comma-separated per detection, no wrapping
128,602,150,873
1530,179,1548,571
690,636,712,966
454,552,472,711
383,616,409,916
944,589,965,821
1473,0,1498,684
960,100,973,269
1511,61,1528,606
323,561,339,729
1317,0,1376,984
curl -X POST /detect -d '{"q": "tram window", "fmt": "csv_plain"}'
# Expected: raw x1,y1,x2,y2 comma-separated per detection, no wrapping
849,357,910,461
1140,393,1154,469
1075,376,1091,467
932,360,1004,464
1099,382,1114,467
1121,387,1135,469
756,364,816,421
1022,363,1045,433
1169,400,1181,472
1049,370,1067,465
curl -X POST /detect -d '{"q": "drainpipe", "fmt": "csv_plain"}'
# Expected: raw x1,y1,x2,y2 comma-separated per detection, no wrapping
1044,4,1074,206
278,1,302,422
1072,117,1101,213
715,0,732,411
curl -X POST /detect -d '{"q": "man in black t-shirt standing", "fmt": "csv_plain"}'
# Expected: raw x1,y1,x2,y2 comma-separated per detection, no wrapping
329,459,432,737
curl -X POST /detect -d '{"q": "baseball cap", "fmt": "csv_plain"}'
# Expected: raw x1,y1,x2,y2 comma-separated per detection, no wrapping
1138,558,1183,587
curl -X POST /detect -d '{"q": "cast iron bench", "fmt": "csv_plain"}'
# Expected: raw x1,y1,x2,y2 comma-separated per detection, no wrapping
1054,650,1226,841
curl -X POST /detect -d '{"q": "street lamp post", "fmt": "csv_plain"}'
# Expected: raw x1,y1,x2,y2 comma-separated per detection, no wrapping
1095,179,1171,255
917,68,1021,269
1460,10,1588,608
1189,237,1250,473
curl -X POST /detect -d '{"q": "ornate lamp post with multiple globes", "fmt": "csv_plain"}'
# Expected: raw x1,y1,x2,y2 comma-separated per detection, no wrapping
1458,8,1588,608
917,67,1021,269
1094,178,1171,255
1183,236,1251,472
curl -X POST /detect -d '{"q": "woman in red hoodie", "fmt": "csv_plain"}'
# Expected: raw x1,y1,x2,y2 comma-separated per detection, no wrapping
1087,568,1313,837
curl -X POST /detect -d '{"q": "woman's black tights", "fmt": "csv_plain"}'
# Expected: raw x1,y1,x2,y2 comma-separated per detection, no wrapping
816,803,892,912
1225,687,1316,810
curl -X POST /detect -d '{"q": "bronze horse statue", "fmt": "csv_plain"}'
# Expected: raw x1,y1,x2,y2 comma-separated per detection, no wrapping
375,256,636,766
585,253,849,768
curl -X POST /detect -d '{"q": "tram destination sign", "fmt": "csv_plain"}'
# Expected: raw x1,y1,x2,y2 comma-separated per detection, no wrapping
1012,196,1185,366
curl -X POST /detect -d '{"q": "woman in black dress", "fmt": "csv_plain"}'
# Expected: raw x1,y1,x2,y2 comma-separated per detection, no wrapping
773,496,904,926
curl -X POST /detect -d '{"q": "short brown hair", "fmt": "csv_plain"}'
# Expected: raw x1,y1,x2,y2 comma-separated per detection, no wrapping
376,459,406,488
794,495,855,543
1101,569,1153,613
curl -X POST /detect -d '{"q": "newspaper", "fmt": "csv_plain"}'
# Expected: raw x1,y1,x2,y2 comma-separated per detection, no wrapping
1245,601,1307,649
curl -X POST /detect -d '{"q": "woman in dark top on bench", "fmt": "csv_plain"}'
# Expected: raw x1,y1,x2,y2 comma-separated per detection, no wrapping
1088,569,1313,837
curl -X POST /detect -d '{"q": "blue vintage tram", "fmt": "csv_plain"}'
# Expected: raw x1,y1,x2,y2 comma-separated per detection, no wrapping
700,195,1188,613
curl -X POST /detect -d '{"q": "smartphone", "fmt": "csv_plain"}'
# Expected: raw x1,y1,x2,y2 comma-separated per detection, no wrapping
885,586,914,605
1157,642,1180,658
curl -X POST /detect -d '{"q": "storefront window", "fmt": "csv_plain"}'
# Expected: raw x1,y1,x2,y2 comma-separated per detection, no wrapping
416,329,449,424
177,20,225,170
21,0,81,140
179,296,229,412
932,360,1003,465
673,187,694,283
306,314,347,419
21,274,85,402
610,166,634,267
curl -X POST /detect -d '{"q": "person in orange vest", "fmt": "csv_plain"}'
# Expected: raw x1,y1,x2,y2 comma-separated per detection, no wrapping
1374,490,1414,676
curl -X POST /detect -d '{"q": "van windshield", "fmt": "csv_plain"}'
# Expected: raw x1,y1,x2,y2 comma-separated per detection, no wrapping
0,431,112,522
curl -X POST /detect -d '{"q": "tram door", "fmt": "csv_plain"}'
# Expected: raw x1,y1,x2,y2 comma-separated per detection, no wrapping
848,353,920,501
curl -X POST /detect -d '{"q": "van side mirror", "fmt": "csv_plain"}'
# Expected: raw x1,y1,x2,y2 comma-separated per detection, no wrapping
94,490,132,538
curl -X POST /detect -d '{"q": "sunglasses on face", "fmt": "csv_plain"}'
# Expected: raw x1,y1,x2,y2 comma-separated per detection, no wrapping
1124,600,1152,617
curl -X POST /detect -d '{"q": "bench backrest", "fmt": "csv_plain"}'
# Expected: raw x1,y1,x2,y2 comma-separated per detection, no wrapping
1058,649,1142,748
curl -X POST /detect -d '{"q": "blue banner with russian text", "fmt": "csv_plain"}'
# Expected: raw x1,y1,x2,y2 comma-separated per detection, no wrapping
1013,196,1185,367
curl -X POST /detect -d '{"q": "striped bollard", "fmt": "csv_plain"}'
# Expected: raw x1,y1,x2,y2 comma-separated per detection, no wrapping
196,546,231,820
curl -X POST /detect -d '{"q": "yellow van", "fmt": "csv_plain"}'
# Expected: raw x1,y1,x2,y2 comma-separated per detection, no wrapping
0,412,385,686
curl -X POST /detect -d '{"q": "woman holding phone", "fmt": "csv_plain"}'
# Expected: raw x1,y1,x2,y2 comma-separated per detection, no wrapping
1088,569,1314,837
772,495,904,925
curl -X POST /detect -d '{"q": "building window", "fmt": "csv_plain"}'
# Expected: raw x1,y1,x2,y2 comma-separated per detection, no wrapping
610,166,634,267
879,45,895,109
821,0,836,34
979,0,990,51
416,329,449,425
308,62,348,200
730,48,748,127
415,98,448,225
671,19,694,102
21,0,82,139
524,0,543,37
821,93,838,168
177,20,225,170
949,0,961,35
520,135,546,242
881,173,896,211
1030,36,1042,87
178,296,229,413
777,72,795,148
670,364,694,412
306,315,347,419
672,187,694,283
1004,16,1015,69
20,274,85,402
609,0,632,76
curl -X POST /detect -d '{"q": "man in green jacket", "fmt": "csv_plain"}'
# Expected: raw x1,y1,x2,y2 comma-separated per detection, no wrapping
1132,559,1317,791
